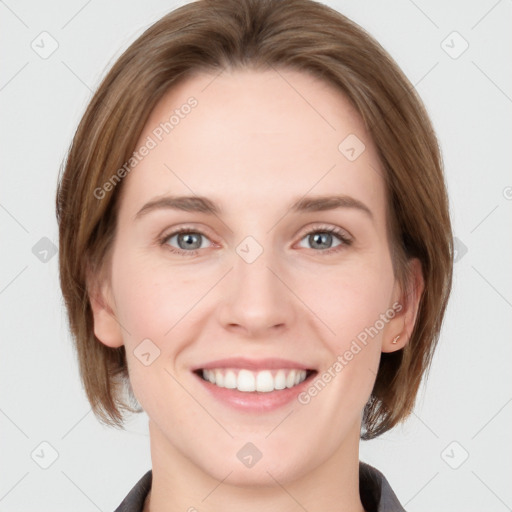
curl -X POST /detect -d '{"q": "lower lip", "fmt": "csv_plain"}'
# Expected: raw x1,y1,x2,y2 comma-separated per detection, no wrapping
194,372,315,412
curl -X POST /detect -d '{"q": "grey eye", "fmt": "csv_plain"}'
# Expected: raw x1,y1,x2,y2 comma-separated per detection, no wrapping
299,231,343,250
168,232,207,251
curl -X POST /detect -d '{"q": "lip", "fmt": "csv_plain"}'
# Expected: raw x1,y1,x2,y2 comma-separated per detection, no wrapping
192,358,317,412
192,357,313,372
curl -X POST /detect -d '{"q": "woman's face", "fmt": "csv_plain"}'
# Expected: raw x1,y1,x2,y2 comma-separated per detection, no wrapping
92,68,412,485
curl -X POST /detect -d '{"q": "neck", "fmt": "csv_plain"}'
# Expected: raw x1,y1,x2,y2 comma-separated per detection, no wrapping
144,420,366,512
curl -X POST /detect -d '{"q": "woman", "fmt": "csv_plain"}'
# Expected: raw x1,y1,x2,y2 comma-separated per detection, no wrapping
56,0,453,510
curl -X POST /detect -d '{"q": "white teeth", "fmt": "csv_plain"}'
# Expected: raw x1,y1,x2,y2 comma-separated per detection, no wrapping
286,370,296,388
201,368,308,392
215,370,224,387
256,370,274,392
237,369,256,392
274,370,287,390
224,370,237,389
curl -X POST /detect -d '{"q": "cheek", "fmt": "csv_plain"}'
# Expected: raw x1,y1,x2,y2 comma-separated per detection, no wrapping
111,249,207,340
295,256,395,345
110,251,200,410
295,261,395,417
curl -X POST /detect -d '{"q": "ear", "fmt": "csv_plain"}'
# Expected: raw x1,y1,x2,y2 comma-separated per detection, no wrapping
382,258,424,353
87,265,124,348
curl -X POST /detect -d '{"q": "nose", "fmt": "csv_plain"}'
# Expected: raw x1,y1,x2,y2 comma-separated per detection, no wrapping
217,246,297,337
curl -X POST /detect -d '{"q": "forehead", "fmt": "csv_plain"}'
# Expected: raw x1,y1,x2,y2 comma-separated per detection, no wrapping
117,68,386,222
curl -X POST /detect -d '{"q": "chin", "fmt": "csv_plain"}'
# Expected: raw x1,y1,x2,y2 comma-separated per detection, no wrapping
192,438,316,489
206,459,306,488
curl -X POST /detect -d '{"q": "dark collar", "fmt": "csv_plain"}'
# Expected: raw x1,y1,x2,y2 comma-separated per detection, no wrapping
114,461,406,512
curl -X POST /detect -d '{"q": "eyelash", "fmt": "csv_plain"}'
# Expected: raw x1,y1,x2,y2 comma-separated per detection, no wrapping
158,225,353,257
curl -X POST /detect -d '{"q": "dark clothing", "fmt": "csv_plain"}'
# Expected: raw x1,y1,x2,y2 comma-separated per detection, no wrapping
114,461,406,512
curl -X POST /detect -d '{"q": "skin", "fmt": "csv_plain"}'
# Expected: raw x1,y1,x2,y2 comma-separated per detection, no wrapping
90,68,423,512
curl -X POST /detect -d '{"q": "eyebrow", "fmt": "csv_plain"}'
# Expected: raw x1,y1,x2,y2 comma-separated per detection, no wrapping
134,194,373,220
135,196,221,219
290,195,373,219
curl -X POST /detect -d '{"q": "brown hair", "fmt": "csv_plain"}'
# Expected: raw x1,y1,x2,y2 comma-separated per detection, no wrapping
56,0,453,439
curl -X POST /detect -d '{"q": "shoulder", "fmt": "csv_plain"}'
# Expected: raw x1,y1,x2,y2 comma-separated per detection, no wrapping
113,470,152,512
359,461,407,512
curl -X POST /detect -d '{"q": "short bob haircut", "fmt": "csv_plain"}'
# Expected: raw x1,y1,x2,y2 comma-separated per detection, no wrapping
56,0,453,440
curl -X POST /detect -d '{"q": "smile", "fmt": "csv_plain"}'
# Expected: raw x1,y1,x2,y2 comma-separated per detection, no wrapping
199,368,313,393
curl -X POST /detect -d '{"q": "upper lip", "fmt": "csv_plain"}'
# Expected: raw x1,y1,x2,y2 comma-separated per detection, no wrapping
192,357,314,371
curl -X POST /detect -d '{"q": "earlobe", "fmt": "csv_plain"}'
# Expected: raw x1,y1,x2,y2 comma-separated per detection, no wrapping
382,258,424,353
88,274,124,349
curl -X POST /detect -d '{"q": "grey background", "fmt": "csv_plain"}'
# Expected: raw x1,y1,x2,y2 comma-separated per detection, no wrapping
1,0,511,511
